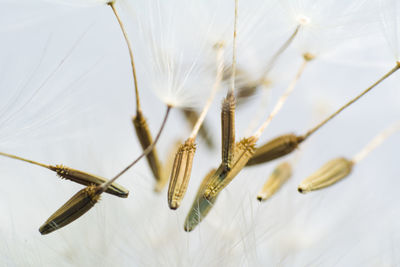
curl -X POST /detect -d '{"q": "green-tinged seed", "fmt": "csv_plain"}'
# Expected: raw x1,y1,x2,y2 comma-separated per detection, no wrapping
204,137,257,200
49,165,129,198
155,140,182,193
132,110,162,182
246,134,304,166
181,109,214,149
184,169,218,232
168,138,197,210
39,185,101,235
257,161,292,201
298,157,353,194
221,91,236,171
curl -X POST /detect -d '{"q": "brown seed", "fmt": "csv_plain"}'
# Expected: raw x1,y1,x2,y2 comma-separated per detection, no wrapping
221,91,236,171
181,108,214,149
257,161,292,201
49,165,129,198
167,138,197,210
298,157,353,194
184,169,218,232
39,185,101,235
246,134,304,166
132,109,162,182
204,137,257,200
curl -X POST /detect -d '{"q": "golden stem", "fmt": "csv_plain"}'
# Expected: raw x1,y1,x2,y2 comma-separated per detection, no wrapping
0,152,50,169
253,56,311,139
108,2,141,113
229,0,239,94
190,44,225,139
303,62,400,140
258,24,301,83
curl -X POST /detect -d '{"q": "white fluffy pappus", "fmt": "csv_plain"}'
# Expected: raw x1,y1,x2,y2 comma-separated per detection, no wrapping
380,0,400,61
278,0,377,57
127,0,216,109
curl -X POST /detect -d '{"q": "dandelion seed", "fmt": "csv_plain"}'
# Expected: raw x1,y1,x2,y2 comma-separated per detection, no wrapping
108,1,164,185
299,121,400,193
204,52,313,200
167,43,225,209
221,0,239,172
221,91,236,171
167,138,196,210
39,185,101,235
39,105,171,234
257,161,292,201
184,168,218,232
298,158,354,194
132,111,162,183
247,134,304,166
0,152,129,198
247,61,400,166
204,137,257,200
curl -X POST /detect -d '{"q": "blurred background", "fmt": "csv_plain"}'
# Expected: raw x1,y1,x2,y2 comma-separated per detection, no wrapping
0,0,399,266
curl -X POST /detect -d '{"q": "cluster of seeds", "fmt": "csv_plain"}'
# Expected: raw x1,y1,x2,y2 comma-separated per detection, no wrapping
1,0,400,238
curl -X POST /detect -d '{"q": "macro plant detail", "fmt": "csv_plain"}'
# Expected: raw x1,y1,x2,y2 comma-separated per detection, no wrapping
1,0,400,266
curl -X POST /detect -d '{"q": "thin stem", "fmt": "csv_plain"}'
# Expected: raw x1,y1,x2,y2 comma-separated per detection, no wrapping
100,106,172,191
0,152,50,169
109,2,141,113
303,62,400,140
258,25,301,84
253,56,310,139
352,122,400,164
189,45,225,139
229,0,238,94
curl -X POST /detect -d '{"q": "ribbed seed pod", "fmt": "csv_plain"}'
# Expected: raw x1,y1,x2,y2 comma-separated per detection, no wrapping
298,157,353,194
221,91,236,171
39,185,101,235
49,165,129,198
246,134,304,166
155,140,182,193
257,161,292,201
204,137,257,200
181,109,214,149
132,110,162,182
168,138,197,210
184,168,218,232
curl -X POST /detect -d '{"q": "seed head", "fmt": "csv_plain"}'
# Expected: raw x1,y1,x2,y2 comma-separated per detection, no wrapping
298,157,353,194
247,134,304,166
257,161,292,201
132,110,162,183
39,185,101,235
184,169,218,232
204,137,257,200
49,165,129,198
168,138,197,210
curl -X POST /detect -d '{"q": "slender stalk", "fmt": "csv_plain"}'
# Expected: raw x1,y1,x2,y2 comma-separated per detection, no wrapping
302,62,400,140
229,0,239,95
100,106,172,191
253,55,312,139
352,122,400,164
108,1,141,113
0,152,50,169
258,25,301,83
189,44,225,140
